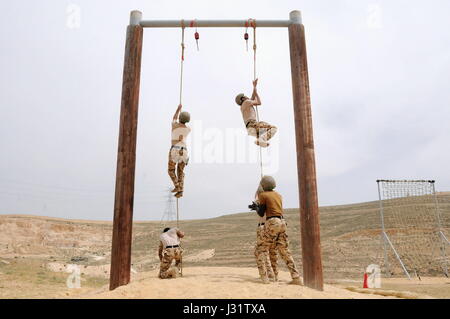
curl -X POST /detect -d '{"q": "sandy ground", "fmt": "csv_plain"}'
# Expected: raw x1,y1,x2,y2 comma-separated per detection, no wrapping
76,267,402,299
1,213,449,299
334,276,450,299
374,277,450,299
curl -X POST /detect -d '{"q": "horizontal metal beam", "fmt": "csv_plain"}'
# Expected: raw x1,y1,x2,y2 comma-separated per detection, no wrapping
130,10,303,28
377,179,436,183
139,19,293,28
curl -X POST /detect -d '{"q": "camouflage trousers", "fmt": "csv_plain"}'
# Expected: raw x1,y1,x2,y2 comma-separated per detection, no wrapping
255,218,300,280
168,147,188,192
246,120,278,143
255,225,278,280
159,247,182,279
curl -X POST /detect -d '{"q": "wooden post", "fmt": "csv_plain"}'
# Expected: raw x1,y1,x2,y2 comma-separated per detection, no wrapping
109,11,143,291
288,10,324,291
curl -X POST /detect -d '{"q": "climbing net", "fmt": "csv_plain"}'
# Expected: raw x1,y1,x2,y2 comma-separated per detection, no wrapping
378,180,449,277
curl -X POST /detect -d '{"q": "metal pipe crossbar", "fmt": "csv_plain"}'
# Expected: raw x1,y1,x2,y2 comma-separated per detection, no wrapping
130,10,302,27
140,19,293,28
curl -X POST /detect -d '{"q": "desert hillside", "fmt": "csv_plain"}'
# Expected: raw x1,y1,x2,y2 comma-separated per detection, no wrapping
1,194,449,298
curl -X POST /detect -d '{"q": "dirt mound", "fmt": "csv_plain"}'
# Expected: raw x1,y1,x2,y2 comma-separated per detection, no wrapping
87,267,394,299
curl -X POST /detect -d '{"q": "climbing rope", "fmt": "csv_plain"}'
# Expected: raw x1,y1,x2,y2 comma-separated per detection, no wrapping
251,19,257,82
178,20,185,106
176,21,185,227
177,197,183,277
176,198,179,227
248,19,264,179
177,21,184,276
244,21,249,51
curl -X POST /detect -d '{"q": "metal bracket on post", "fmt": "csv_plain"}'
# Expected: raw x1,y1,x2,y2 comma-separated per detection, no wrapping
130,10,142,26
289,10,302,25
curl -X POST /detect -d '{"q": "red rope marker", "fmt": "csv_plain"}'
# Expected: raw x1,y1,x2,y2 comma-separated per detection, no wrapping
195,31,199,50
191,19,199,51
244,21,249,51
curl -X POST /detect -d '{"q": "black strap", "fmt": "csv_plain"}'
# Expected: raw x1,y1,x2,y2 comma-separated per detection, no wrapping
257,204,266,217
165,245,180,249
171,145,186,150
246,119,257,128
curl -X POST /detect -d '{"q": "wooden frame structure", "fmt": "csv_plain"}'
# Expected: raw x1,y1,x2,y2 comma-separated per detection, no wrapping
110,10,324,291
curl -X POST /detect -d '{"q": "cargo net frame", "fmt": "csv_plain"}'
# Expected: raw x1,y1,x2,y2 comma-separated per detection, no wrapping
377,180,450,279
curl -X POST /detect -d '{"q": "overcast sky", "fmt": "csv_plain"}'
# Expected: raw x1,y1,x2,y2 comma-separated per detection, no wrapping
1,0,449,221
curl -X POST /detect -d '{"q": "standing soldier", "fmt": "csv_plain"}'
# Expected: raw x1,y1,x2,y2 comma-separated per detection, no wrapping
253,185,278,283
168,104,191,198
158,227,185,279
256,176,302,285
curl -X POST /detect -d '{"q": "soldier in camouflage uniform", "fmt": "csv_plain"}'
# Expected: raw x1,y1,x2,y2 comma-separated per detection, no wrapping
256,176,302,285
158,227,184,279
235,79,277,148
254,185,278,283
168,104,191,198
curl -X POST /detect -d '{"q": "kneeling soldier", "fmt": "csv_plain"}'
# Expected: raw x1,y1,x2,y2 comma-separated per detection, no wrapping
158,227,184,279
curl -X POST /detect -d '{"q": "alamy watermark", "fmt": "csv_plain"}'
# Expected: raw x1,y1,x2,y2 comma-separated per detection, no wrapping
367,4,383,29
66,4,81,29
177,120,280,174
366,264,381,288
66,264,81,288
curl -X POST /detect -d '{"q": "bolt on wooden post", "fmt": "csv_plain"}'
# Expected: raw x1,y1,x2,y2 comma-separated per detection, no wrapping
288,10,324,291
109,10,143,291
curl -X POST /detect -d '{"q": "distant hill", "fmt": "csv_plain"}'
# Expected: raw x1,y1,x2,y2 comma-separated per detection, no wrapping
1,193,449,281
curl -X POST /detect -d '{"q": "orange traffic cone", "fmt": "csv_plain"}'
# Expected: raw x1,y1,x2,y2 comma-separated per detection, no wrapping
363,273,369,288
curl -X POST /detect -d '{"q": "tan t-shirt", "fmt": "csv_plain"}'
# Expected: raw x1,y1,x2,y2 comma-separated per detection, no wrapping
171,122,191,147
240,100,257,125
258,191,283,218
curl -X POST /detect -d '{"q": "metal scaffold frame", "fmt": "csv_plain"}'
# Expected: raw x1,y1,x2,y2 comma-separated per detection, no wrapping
109,10,324,291
377,179,449,279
